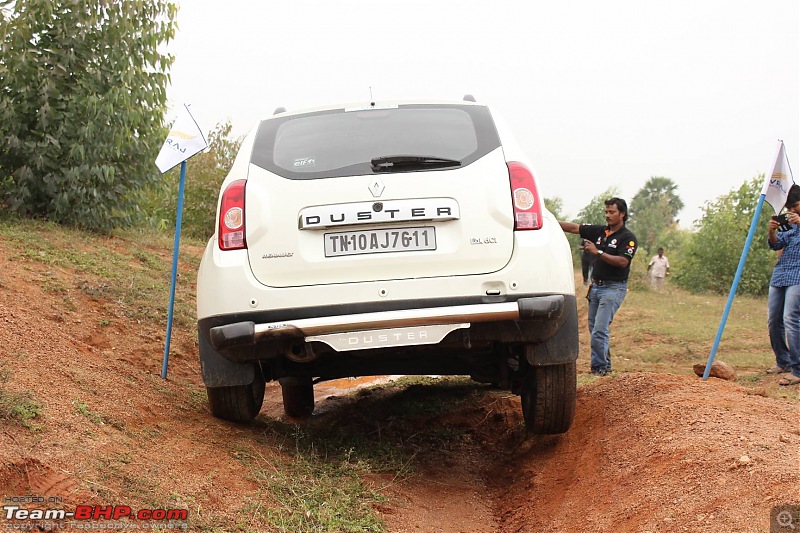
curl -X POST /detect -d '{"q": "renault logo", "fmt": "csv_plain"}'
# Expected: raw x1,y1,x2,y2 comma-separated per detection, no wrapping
368,178,385,198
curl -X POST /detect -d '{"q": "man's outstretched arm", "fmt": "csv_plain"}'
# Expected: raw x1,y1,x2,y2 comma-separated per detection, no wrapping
559,221,580,234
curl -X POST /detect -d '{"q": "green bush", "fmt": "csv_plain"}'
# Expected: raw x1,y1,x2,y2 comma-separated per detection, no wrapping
0,0,177,232
673,177,775,296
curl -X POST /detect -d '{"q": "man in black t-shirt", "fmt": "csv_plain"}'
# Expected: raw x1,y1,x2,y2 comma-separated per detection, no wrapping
559,198,638,376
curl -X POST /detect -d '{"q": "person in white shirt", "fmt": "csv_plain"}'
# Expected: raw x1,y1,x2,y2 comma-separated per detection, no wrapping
647,247,670,290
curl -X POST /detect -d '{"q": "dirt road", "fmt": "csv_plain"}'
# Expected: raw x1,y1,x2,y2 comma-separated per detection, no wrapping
0,236,798,532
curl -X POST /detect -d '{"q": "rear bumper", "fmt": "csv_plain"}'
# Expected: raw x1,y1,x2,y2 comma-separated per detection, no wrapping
197,293,579,387
209,295,565,351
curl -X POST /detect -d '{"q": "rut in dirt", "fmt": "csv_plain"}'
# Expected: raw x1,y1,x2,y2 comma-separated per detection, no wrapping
297,373,798,533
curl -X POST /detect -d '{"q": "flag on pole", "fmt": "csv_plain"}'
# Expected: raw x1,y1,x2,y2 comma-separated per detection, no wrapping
702,140,794,381
761,140,795,214
155,104,209,174
156,103,207,379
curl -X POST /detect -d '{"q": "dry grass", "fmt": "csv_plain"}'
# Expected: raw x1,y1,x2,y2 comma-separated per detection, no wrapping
576,274,795,401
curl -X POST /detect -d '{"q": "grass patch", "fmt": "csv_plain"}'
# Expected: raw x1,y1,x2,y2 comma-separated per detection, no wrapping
228,377,482,532
0,391,42,429
0,364,43,429
236,447,385,533
576,277,794,401
73,399,106,426
0,218,203,328
281,377,475,473
184,385,209,411
590,286,776,374
735,374,764,385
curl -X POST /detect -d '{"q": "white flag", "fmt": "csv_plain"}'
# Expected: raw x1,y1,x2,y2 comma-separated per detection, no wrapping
761,140,795,214
155,104,209,173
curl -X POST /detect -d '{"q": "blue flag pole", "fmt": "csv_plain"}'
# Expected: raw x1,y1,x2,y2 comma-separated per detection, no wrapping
162,160,188,379
702,193,766,380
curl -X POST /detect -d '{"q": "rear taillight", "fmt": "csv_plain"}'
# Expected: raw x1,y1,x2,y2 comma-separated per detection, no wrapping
507,162,543,230
218,180,247,250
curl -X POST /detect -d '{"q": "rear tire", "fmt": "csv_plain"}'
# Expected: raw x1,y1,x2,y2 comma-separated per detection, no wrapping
207,370,266,423
280,377,315,418
520,361,576,434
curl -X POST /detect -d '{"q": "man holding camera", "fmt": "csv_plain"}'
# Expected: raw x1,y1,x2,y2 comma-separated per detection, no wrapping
767,184,800,386
559,198,638,376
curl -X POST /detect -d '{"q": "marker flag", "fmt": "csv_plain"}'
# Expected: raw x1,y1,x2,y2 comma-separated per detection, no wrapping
762,140,795,214
155,104,208,173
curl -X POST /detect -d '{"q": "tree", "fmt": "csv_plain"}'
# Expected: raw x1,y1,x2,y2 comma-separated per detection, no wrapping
0,0,178,232
630,176,684,222
672,176,774,296
629,177,684,255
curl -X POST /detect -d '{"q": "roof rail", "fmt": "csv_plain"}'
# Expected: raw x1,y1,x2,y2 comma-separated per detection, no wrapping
463,94,476,102
273,107,286,115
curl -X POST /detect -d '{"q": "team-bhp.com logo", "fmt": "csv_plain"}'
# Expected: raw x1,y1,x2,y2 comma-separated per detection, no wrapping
3,503,188,529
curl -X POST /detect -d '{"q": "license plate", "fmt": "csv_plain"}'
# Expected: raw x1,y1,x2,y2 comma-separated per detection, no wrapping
324,227,436,257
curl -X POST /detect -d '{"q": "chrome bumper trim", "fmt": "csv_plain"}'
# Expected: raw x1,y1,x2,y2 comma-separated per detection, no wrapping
208,295,565,350
254,302,520,339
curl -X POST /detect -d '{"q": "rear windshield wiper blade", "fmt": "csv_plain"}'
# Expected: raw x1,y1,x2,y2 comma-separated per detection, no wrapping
371,155,462,172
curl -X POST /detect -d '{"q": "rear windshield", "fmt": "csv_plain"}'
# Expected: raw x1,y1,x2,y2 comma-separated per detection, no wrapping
250,103,501,179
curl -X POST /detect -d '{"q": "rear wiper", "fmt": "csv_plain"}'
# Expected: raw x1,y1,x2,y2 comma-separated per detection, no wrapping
370,155,462,172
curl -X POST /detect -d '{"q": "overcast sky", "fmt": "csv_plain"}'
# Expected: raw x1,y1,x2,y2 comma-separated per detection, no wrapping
166,0,799,227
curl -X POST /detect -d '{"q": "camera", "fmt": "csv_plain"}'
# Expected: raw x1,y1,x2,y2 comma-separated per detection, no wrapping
772,213,792,232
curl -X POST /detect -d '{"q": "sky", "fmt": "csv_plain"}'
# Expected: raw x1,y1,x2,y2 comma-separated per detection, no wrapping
165,0,799,227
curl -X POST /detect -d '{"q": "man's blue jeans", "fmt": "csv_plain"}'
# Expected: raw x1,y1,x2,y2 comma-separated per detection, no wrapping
587,282,628,372
768,284,800,377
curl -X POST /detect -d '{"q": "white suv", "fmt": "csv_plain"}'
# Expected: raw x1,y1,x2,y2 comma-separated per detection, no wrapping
197,97,578,434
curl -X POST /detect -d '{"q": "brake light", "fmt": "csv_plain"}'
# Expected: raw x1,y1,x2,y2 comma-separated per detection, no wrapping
218,180,247,250
507,162,543,230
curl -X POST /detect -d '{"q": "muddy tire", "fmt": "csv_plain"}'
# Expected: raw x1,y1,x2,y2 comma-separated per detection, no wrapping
520,361,576,434
206,372,266,423
280,377,315,418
